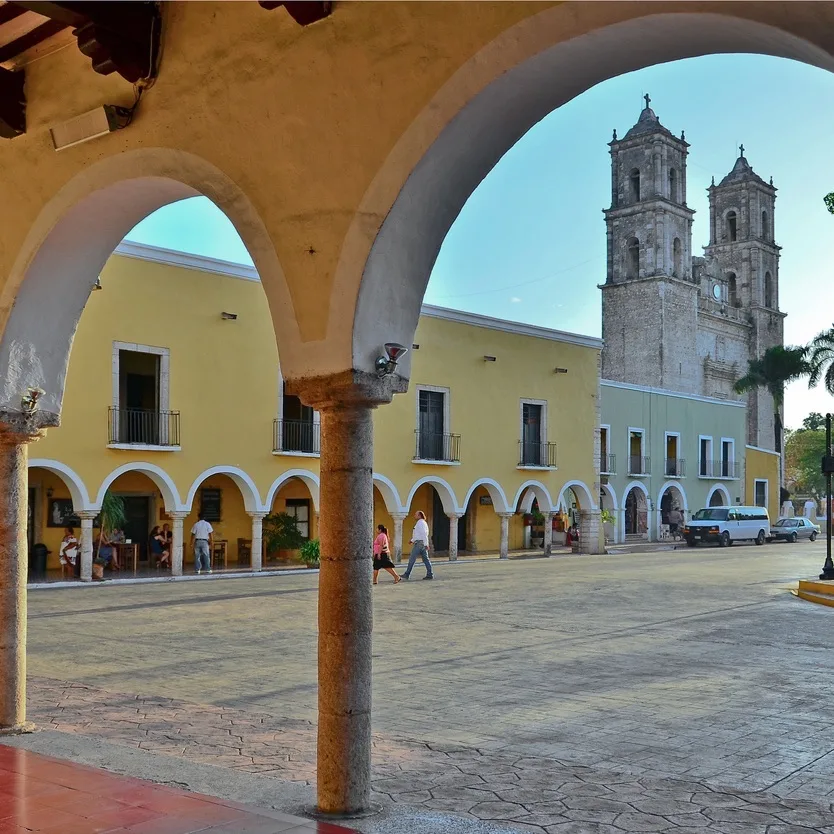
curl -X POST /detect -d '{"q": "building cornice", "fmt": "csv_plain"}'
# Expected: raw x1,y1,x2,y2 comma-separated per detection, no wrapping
114,241,260,282
601,379,747,409
745,444,781,457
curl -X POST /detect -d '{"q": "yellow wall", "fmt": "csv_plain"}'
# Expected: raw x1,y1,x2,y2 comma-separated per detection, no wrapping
745,446,780,520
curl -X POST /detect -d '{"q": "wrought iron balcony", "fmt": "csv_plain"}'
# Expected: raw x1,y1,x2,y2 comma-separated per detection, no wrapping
627,455,650,476
414,430,460,463
664,457,686,477
600,453,616,475
108,408,180,446
518,440,557,467
699,459,741,479
274,419,320,455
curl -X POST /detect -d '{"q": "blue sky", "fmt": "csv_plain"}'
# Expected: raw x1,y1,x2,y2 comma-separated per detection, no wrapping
126,54,834,429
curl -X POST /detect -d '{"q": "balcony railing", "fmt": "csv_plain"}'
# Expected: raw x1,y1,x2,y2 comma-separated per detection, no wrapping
664,457,686,477
518,440,557,467
699,459,741,479
628,455,650,476
108,408,180,446
273,419,320,455
414,430,460,463
600,453,616,475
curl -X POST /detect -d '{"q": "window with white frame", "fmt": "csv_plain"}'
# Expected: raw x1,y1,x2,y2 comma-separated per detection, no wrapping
275,367,320,455
628,429,646,475
415,385,456,462
285,498,311,540
600,425,612,473
520,399,549,466
699,436,713,477
665,432,682,477
754,479,768,509
721,438,735,478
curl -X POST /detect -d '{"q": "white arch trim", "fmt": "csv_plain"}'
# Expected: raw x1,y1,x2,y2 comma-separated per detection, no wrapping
510,480,554,514
186,466,264,514
599,482,620,544
95,463,183,512
706,484,731,507
372,473,405,514
656,481,689,514
405,475,460,515
622,481,650,503
557,480,598,512
264,469,321,513
463,478,512,514
28,459,93,511
600,482,619,511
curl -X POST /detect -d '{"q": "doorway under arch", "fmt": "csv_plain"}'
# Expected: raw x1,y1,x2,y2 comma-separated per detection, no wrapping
658,483,687,540
624,485,649,539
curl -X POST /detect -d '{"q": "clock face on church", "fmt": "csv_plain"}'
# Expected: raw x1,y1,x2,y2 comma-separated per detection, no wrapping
712,284,722,301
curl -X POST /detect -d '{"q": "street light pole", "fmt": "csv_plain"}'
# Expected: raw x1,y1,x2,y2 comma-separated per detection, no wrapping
820,413,834,580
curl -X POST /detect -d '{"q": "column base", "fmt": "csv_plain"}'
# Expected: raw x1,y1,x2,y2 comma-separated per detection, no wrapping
310,802,383,821
0,721,36,735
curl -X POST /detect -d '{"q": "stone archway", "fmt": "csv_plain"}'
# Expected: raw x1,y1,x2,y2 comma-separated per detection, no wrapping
658,483,688,540
625,485,649,538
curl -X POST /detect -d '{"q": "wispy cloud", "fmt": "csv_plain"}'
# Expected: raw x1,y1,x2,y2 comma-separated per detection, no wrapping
510,297,521,303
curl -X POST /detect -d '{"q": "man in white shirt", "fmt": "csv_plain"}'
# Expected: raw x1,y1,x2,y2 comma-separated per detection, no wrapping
190,514,214,575
402,510,433,580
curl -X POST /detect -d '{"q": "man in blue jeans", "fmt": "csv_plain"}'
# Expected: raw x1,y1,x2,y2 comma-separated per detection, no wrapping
190,513,214,575
402,510,433,580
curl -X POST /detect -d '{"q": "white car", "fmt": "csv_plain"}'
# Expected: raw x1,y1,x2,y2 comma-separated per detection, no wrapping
683,506,770,548
768,517,820,543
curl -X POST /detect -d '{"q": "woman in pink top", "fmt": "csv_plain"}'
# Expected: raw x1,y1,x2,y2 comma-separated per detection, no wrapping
373,524,401,585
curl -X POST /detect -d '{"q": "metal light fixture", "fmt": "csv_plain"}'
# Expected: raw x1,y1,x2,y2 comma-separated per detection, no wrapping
483,355,497,362
554,367,568,374
220,312,238,321
375,343,408,377
92,277,103,291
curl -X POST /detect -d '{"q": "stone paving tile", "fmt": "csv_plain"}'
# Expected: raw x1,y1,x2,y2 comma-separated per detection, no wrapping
27,676,834,833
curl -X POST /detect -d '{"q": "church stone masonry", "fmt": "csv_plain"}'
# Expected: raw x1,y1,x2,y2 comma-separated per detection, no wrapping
600,97,785,451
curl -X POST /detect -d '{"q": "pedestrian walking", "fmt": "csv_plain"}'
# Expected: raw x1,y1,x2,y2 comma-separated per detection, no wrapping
402,510,433,580
667,506,683,541
373,524,402,585
190,513,214,575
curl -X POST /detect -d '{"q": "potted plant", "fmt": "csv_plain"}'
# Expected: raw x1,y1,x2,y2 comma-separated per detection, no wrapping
94,491,126,580
262,512,305,563
299,539,320,568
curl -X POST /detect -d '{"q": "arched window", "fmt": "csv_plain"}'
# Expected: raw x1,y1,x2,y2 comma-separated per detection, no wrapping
726,210,738,242
669,168,677,202
627,237,639,279
672,237,682,278
629,168,641,202
727,272,738,307
761,210,769,241
765,271,773,308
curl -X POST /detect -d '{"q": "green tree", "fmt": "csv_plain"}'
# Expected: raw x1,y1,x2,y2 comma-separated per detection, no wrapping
734,345,810,454
807,326,834,396
803,412,826,431
826,192,834,214
785,427,826,499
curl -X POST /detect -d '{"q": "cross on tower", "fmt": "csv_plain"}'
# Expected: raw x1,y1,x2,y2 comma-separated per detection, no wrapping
739,143,745,156
644,93,651,109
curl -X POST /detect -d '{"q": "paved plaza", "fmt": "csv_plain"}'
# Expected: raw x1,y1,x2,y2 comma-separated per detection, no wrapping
14,543,834,832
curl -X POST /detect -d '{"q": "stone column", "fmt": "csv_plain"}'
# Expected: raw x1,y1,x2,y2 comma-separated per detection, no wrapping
391,513,407,563
543,512,554,557
498,513,512,559
577,510,603,555
249,511,267,572
289,371,404,817
169,511,188,576
0,409,54,734
447,513,460,561
77,511,97,582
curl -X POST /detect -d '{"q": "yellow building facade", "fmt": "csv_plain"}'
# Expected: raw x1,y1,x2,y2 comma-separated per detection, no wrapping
744,445,781,522
29,243,602,577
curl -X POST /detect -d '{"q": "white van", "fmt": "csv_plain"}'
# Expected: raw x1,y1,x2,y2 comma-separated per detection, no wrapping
683,506,770,548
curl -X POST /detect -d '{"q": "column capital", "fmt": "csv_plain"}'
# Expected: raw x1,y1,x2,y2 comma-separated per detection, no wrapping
497,512,515,519
248,511,268,520
390,512,408,521
446,512,461,520
168,511,189,520
76,511,98,521
0,409,58,445
287,370,407,412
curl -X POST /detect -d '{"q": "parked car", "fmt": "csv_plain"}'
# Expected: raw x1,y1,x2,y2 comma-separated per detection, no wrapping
683,506,770,548
768,517,819,543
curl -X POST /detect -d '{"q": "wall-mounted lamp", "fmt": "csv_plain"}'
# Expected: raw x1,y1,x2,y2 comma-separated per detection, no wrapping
220,312,238,321
92,278,103,292
554,367,569,374
375,343,409,377
483,355,497,362
412,344,420,350
46,487,53,498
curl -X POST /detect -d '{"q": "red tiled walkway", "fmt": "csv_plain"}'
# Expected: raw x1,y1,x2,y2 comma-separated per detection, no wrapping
0,745,356,833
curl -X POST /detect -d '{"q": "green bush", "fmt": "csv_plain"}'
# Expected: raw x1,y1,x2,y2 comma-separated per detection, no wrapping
299,539,320,566
263,512,305,554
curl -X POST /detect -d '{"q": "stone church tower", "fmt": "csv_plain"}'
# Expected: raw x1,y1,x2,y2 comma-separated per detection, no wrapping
600,99,784,451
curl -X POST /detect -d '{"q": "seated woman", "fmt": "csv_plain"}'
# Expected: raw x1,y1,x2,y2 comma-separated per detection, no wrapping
149,525,170,569
59,526,78,581
96,533,115,579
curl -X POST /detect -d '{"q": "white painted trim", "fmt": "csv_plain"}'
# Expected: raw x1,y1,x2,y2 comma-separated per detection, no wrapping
720,437,736,464
95,463,183,512
557,480,597,511
511,480,554,514
599,424,611,468
415,384,451,436
184,466,263,513
115,241,260,283
413,459,461,467
517,465,557,471
664,431,682,477
28,459,93,510
599,482,620,544
655,481,689,540
461,479,512,514
698,435,713,478
265,469,321,513
601,379,746,408
112,341,170,412
746,444,781,457
405,476,460,515
627,427,646,475
272,450,320,459
754,478,769,510
108,444,181,452
520,397,548,461
420,305,603,349
372,473,405,514
705,484,731,507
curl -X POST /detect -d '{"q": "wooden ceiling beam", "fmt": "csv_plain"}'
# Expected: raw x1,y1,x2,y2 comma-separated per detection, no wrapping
0,64,25,138
259,1,332,27
0,17,64,64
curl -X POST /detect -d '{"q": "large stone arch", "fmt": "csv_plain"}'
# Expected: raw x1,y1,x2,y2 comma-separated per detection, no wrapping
557,480,597,512
463,478,512,514
28,458,92,511
405,476,460,515
707,484,731,507
185,466,263,514
345,7,834,376
511,480,554,514
372,474,405,514
0,148,297,418
94,463,182,512
265,469,321,513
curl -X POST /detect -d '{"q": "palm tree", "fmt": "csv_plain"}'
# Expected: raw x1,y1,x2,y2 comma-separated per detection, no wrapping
97,491,126,552
734,345,810,455
807,325,834,396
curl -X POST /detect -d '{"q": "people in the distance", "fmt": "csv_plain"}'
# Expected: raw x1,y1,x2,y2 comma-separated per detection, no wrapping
161,523,173,563
667,506,683,541
190,513,214,575
97,532,115,578
149,525,170,569
402,510,433,580
372,524,401,585
59,526,78,581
